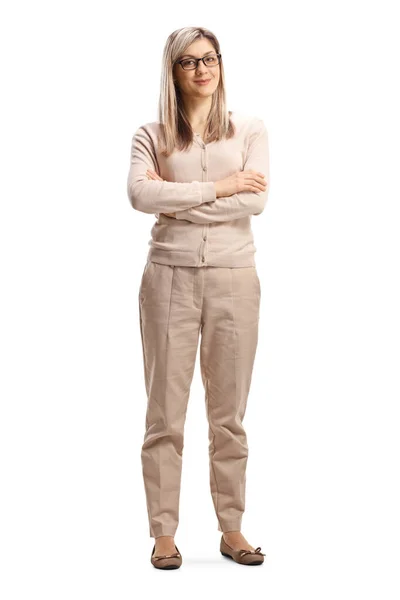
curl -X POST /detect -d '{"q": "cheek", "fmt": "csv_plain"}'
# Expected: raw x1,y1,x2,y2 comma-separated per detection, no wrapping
175,74,188,86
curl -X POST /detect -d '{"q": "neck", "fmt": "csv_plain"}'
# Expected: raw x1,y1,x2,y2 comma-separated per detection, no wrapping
181,95,213,128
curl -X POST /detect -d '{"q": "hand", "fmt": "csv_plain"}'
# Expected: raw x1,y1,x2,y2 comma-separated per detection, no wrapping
146,169,176,218
214,170,267,198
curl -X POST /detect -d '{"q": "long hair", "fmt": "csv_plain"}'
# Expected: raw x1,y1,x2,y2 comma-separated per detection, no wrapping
157,27,235,157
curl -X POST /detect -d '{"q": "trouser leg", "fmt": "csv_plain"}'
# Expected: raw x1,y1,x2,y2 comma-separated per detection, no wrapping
199,266,261,533
138,263,202,538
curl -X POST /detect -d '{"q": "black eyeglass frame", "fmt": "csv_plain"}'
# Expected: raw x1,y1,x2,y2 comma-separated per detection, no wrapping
175,53,222,71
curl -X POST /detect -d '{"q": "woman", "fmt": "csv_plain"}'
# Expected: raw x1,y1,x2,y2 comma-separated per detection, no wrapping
127,26,270,569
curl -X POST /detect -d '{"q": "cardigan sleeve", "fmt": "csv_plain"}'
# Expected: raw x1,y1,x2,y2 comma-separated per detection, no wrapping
174,119,269,223
127,125,216,214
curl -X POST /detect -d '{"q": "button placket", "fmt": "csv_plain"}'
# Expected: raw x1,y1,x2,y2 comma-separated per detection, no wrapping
200,144,209,265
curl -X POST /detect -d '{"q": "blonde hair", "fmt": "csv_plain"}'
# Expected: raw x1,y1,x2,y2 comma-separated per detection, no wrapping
157,26,235,157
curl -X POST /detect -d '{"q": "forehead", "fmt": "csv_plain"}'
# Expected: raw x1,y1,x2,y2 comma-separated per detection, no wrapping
180,40,216,58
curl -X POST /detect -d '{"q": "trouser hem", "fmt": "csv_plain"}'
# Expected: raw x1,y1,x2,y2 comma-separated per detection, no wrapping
218,517,243,533
150,526,178,539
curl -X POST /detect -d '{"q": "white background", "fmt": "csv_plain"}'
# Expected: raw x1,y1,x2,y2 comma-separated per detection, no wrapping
1,1,399,598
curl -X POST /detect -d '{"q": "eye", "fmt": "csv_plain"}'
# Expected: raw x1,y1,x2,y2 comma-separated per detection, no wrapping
182,59,195,68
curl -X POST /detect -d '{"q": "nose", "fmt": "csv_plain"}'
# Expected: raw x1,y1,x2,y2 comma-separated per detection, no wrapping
196,64,208,76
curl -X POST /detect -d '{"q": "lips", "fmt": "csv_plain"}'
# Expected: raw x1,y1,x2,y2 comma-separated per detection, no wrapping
194,79,211,85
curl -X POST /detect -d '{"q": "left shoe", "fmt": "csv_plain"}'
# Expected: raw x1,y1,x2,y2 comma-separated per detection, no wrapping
220,535,266,566
151,543,182,569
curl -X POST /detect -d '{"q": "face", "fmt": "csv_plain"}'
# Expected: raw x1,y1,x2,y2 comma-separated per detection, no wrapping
173,38,220,98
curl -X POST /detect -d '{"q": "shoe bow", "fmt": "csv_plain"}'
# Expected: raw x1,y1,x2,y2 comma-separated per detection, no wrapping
153,552,181,561
238,547,266,557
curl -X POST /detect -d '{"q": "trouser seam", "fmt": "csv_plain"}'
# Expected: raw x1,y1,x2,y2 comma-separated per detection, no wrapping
205,376,220,527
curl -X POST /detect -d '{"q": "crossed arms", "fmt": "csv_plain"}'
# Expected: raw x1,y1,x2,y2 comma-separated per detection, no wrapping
127,119,269,224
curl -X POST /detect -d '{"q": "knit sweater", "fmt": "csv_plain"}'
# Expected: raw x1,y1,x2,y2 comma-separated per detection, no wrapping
127,111,270,267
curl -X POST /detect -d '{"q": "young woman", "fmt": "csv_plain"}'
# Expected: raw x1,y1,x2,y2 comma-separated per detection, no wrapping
127,26,270,569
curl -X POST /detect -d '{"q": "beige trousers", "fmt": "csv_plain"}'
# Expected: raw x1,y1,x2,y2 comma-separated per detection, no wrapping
138,260,261,538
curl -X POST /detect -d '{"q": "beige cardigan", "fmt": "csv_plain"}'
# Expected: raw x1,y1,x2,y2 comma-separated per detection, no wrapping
127,111,270,267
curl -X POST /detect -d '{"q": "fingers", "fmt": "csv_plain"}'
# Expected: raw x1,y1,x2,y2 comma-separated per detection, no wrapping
243,169,266,179
241,170,267,191
243,172,267,192
146,169,163,181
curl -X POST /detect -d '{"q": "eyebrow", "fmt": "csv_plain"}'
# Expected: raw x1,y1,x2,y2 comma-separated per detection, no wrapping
180,51,215,59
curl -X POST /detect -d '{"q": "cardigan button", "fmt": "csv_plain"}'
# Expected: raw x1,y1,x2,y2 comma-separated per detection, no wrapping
202,256,205,262
203,166,207,171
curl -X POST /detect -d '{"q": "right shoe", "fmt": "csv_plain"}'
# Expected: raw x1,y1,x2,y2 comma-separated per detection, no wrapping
150,543,182,570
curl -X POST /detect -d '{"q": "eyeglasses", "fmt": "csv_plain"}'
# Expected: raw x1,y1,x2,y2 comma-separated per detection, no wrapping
175,53,222,71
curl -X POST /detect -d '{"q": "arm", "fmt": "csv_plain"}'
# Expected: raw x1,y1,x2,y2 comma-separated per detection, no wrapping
174,119,270,224
127,125,216,214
